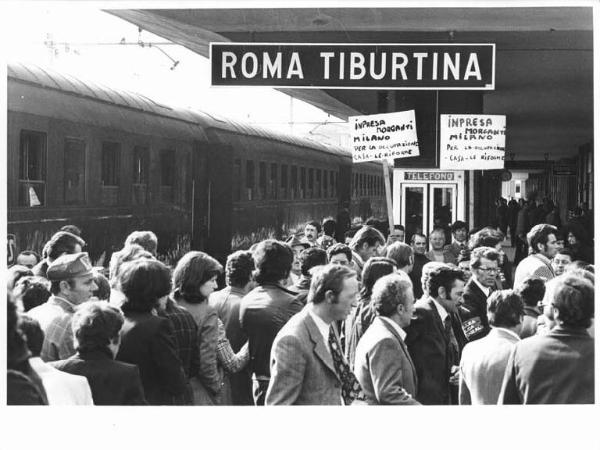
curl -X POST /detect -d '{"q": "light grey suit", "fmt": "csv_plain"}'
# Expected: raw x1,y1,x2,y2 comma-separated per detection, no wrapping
353,316,419,405
459,327,520,405
265,308,342,405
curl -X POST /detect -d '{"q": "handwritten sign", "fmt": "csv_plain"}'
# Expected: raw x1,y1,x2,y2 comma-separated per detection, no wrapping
350,110,420,163
439,114,506,170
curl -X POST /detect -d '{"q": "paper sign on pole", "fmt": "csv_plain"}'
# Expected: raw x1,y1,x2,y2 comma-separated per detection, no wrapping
439,114,506,170
350,110,419,163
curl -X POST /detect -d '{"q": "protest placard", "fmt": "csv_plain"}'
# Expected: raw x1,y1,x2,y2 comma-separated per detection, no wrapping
439,114,506,170
349,110,420,163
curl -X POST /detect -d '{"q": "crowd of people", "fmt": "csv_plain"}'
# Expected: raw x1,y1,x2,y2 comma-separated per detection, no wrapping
6,206,595,405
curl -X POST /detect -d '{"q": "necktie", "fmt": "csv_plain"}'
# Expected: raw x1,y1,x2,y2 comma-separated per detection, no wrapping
328,326,362,405
443,315,459,367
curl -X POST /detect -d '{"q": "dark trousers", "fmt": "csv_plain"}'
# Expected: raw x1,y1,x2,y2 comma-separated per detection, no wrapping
252,378,270,406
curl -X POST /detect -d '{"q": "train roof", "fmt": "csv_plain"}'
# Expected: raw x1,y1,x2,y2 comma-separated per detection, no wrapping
8,61,359,160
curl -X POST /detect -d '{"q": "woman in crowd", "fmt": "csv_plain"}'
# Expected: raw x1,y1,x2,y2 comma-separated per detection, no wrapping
172,251,223,405
115,259,187,405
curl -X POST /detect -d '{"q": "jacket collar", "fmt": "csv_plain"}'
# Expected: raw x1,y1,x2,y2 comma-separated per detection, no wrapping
489,327,521,342
259,283,299,296
548,325,591,338
76,348,114,360
49,295,77,313
303,310,339,380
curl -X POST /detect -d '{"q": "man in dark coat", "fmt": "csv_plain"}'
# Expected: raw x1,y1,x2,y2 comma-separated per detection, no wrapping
409,233,430,300
405,265,467,405
52,301,146,405
240,240,304,405
499,274,594,404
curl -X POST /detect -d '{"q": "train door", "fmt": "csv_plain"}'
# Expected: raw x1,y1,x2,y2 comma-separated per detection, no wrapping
394,169,465,242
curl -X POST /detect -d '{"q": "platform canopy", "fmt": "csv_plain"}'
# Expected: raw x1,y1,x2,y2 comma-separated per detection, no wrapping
107,6,593,161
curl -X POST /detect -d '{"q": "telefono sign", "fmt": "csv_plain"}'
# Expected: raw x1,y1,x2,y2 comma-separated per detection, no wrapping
211,43,495,90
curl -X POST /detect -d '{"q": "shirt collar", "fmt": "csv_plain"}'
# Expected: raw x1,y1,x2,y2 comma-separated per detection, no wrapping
472,277,491,297
379,316,407,341
51,295,78,312
308,308,331,347
432,298,449,323
492,326,521,341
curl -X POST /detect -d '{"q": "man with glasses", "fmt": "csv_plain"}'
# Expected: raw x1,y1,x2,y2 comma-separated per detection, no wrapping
460,247,502,342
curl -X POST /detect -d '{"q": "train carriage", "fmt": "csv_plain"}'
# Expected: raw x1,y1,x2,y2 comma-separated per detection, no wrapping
7,62,387,266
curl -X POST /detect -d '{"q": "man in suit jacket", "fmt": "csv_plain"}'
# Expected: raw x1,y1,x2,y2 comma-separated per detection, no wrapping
425,227,457,265
459,247,502,342
443,221,469,260
409,233,430,300
459,290,523,405
52,300,147,405
500,274,594,404
266,264,360,405
353,273,420,405
405,265,467,405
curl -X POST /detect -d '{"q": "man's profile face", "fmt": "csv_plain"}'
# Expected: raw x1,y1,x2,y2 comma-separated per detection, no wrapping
330,276,359,321
542,233,559,259
304,225,318,242
412,236,427,255
64,274,98,305
448,279,465,304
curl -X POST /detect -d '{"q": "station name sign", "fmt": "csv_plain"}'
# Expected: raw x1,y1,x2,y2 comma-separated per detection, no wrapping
211,43,495,89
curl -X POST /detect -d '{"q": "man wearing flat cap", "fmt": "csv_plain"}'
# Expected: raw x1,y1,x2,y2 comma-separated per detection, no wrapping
27,252,98,362
285,235,310,287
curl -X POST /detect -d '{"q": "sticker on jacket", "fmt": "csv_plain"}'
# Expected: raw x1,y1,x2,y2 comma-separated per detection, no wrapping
461,316,484,340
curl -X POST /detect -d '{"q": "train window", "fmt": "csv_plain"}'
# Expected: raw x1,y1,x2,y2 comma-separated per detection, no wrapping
259,162,266,200
334,172,337,197
233,159,241,202
281,164,288,199
270,163,278,199
246,160,255,200
316,170,322,198
308,168,314,198
291,166,298,199
329,171,334,198
354,173,358,197
160,149,175,203
132,146,149,205
101,142,120,187
300,167,306,199
323,170,328,198
18,130,46,207
64,138,86,205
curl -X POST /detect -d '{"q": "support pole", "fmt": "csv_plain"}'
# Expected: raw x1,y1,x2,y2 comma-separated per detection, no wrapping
382,159,394,234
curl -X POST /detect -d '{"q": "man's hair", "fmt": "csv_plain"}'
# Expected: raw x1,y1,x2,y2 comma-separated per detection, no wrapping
487,289,524,328
469,227,504,250
72,301,124,352
305,220,321,233
118,259,172,313
349,225,385,251
13,276,51,312
470,246,501,269
172,251,223,303
386,242,413,268
555,248,574,260
394,225,405,232
18,315,44,357
322,218,336,237
327,243,352,263
17,250,41,265
429,227,446,239
425,265,464,298
225,250,255,288
360,257,397,300
550,274,594,328
7,265,33,291
450,221,468,233
299,247,328,277
109,244,154,282
42,231,85,261
60,225,82,236
308,264,356,305
410,232,426,245
514,277,546,307
92,270,111,301
527,224,558,254
124,230,158,256
371,273,413,317
253,240,293,285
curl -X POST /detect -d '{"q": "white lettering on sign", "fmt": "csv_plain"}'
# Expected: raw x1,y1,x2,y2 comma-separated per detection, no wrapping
404,172,455,181
439,114,506,170
349,111,420,163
